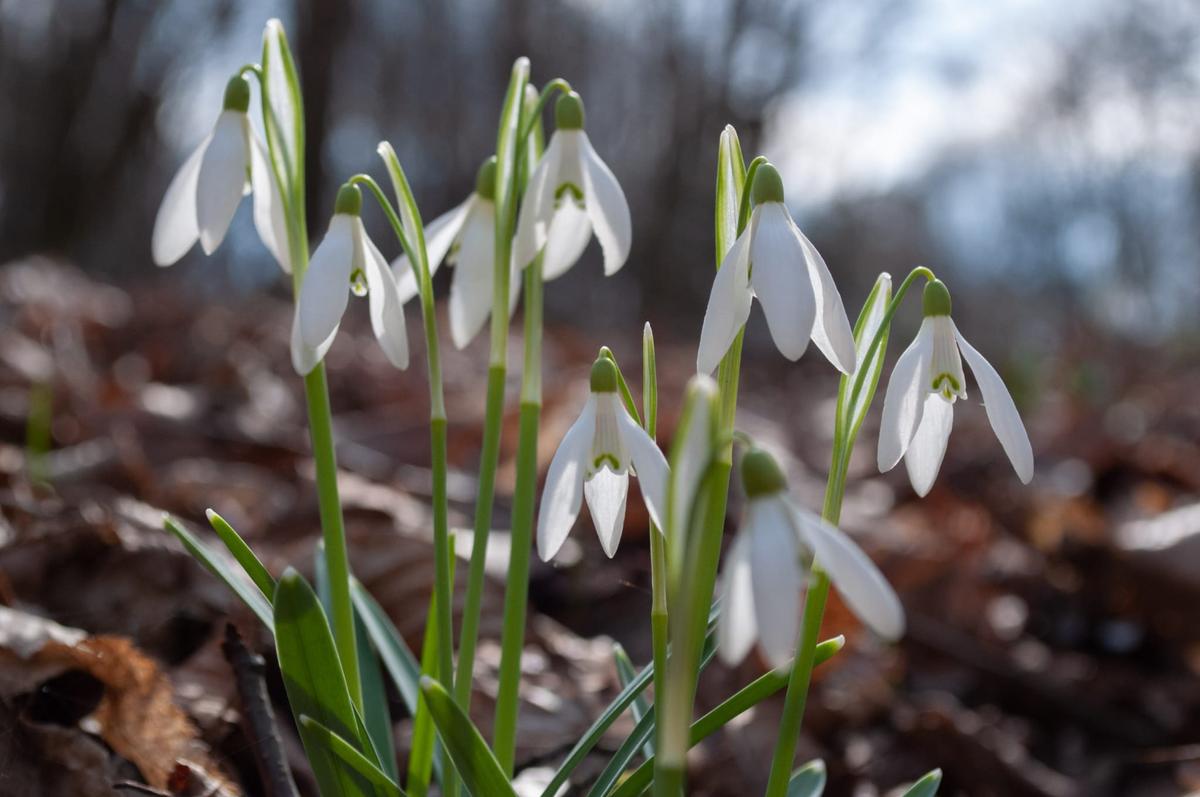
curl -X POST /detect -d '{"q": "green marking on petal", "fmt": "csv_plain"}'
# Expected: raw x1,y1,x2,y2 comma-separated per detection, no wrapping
350,268,368,297
593,453,620,471
555,182,584,207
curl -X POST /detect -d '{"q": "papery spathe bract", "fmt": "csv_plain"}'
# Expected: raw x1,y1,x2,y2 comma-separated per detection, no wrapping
877,279,1033,496
152,75,289,273
513,91,631,279
697,163,856,376
293,184,408,375
393,157,520,349
718,448,904,668
538,357,668,561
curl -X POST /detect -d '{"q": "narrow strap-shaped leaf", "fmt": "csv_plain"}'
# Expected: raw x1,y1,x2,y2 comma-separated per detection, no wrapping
163,515,273,630
786,759,827,797
351,582,444,789
611,644,653,758
205,510,276,598
605,636,844,797
419,677,518,797
715,125,747,264
835,272,892,443
274,569,382,796
900,769,942,797
538,604,720,797
260,19,304,202
407,584,443,797
300,715,408,796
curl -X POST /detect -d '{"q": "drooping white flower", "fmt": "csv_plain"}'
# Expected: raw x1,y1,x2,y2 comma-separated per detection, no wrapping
293,184,408,375
877,279,1033,496
538,357,668,561
718,448,904,668
152,75,289,272
697,163,856,376
393,157,520,349
513,91,631,279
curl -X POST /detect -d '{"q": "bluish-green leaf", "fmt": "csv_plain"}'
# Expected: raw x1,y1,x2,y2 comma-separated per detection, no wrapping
900,768,942,797
787,759,827,797
715,125,747,263
163,515,273,629
206,509,275,598
274,568,381,796
836,272,892,443
300,715,407,796
419,677,517,797
407,578,447,797
611,643,653,758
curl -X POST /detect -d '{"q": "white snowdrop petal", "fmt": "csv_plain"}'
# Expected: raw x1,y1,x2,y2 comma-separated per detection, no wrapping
249,133,291,273
749,204,816,362
717,530,758,666
905,395,954,496
537,396,597,561
290,307,337,375
790,501,905,641
298,215,355,349
197,111,250,255
579,132,632,276
584,468,629,557
749,497,806,668
362,223,409,369
696,228,753,374
795,224,856,374
954,324,1034,484
394,195,475,303
513,133,562,270
152,133,210,266
615,406,669,531
448,200,497,349
541,201,593,281
878,321,933,472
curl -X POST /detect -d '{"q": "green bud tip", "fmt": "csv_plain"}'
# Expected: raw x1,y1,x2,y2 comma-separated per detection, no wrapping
334,183,362,216
750,163,785,206
475,156,497,201
590,357,618,393
555,91,585,131
741,447,787,498
223,75,251,113
922,278,952,317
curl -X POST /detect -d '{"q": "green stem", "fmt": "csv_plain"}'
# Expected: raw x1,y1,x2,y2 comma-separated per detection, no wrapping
762,265,933,797
493,254,544,773
643,327,669,734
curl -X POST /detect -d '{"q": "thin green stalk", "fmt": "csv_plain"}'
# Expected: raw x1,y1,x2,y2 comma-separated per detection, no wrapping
453,59,530,732
493,254,544,774
642,325,669,714
762,265,934,797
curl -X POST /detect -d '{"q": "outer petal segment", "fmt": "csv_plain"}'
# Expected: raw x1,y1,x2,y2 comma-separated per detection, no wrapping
537,396,598,561
795,223,856,374
749,204,816,362
955,324,1034,483
394,195,475,303
298,215,355,350
696,228,753,374
197,111,250,255
749,496,806,668
250,134,291,273
615,408,669,530
152,133,211,266
579,131,631,276
878,321,933,472
362,222,409,369
717,530,757,666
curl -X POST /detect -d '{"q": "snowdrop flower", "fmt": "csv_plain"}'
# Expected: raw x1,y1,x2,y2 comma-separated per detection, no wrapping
718,448,904,668
877,279,1033,495
538,357,668,560
293,184,408,374
697,164,856,376
152,75,289,272
513,91,631,279
393,157,520,349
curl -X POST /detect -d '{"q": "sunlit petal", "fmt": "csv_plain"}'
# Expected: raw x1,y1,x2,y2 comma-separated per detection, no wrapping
152,132,211,266
361,221,409,369
717,530,757,666
290,307,337,376
905,394,953,496
249,133,291,273
749,497,805,668
696,228,752,374
513,133,562,270
394,195,475,303
878,320,933,471
298,214,355,349
615,407,669,530
579,132,631,276
795,223,856,374
537,396,598,561
197,111,249,255
954,323,1034,483
541,201,592,281
749,204,816,362
585,468,629,557
448,200,496,349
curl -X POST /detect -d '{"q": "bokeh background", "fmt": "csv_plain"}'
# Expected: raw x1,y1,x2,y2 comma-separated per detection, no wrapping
2,1,1199,796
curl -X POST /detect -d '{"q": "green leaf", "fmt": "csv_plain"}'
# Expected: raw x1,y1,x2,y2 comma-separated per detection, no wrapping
715,125,746,264
900,768,942,797
163,515,273,629
836,272,892,444
419,676,517,797
274,568,381,796
611,644,653,758
787,759,827,797
300,715,408,796
205,510,275,598
260,19,304,199
642,324,657,438
351,582,444,790
605,636,844,797
407,587,442,797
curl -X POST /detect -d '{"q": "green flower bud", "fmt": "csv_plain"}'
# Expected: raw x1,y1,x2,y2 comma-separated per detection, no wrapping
922,278,952,317
555,91,585,131
334,183,362,217
475,156,498,201
750,163,785,206
590,356,618,393
741,447,787,498
223,75,251,113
